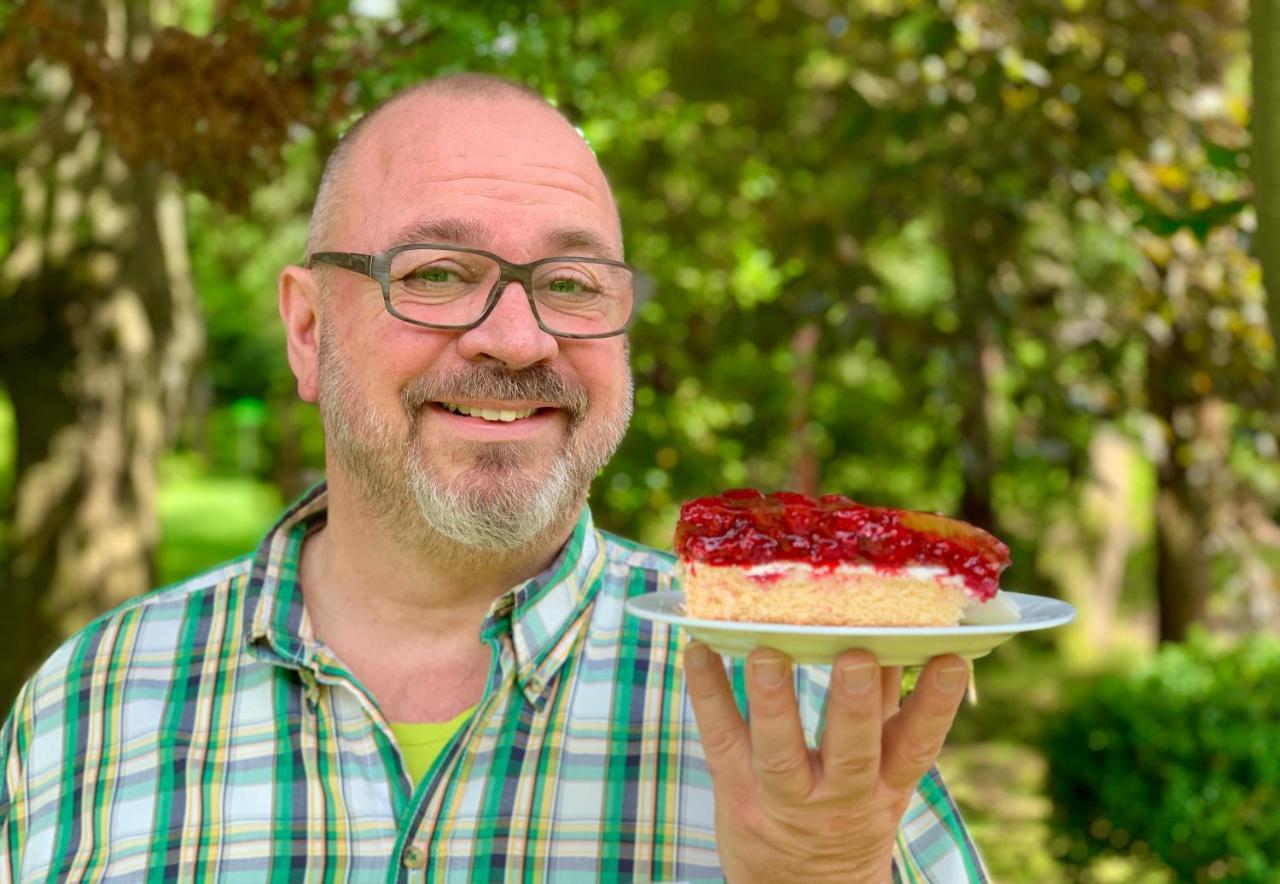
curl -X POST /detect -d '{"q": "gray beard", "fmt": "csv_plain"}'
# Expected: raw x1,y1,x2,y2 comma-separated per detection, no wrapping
317,324,632,555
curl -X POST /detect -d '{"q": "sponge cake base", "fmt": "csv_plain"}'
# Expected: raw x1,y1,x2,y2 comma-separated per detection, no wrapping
679,561,971,627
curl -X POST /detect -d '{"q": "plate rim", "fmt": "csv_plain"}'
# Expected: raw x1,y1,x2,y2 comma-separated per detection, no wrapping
625,589,1075,637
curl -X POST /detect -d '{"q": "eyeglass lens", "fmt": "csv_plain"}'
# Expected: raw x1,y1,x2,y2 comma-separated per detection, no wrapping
387,248,633,335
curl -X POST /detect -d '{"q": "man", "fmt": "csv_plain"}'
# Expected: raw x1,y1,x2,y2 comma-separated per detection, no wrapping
0,74,984,882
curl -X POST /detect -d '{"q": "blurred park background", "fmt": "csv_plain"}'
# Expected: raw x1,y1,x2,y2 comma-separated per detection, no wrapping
2,0,1279,880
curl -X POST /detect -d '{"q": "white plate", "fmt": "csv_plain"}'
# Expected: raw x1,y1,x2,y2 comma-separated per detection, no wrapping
625,590,1075,666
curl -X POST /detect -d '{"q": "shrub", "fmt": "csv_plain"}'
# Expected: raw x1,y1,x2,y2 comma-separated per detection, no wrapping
1041,631,1280,882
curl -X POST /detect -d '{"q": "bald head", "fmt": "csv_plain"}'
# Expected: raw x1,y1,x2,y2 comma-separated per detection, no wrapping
306,74,619,260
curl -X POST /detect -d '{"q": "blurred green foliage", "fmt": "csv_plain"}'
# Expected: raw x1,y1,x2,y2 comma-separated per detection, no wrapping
166,0,1276,585
1041,631,1280,882
2,2,1278,876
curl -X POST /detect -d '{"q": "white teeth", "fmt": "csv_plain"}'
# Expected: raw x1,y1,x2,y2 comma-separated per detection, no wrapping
441,402,537,422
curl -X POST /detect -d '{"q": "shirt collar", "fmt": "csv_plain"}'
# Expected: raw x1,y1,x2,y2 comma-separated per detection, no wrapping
480,505,606,708
242,481,329,670
242,481,607,708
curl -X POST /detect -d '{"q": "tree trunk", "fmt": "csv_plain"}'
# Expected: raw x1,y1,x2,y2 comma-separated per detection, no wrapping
1145,367,1211,644
0,1,203,710
787,321,821,497
1251,0,1280,375
945,216,1001,534
954,328,1000,533
1153,477,1209,643
1087,428,1137,652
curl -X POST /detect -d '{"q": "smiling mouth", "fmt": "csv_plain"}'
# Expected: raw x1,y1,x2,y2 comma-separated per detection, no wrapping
436,402,553,423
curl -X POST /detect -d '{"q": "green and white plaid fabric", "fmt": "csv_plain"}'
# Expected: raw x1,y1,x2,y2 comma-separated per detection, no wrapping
1,483,987,882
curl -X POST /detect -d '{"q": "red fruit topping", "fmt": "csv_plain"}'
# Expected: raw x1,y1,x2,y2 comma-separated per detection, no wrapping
675,489,1010,601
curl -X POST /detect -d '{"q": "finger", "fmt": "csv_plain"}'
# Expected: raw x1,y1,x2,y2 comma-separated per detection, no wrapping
880,666,903,722
745,647,814,803
684,641,754,797
880,655,969,792
817,649,882,798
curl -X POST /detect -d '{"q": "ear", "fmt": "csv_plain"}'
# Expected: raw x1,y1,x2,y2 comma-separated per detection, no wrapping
279,264,322,403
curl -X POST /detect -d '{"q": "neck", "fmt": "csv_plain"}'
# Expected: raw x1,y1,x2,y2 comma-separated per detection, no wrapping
301,469,580,654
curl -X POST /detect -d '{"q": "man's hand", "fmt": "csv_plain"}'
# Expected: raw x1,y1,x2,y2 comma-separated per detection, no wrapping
683,642,970,883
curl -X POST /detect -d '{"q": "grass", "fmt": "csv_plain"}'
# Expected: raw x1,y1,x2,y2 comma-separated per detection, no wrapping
155,457,282,585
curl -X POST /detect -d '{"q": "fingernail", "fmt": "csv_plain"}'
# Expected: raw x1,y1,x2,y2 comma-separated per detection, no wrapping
938,665,968,691
685,642,711,671
840,661,876,693
752,657,787,688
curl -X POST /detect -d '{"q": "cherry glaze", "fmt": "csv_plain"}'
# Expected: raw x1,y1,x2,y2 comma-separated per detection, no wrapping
675,489,1010,601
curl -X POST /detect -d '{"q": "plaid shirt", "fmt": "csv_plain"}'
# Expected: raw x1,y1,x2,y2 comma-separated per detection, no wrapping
1,484,986,882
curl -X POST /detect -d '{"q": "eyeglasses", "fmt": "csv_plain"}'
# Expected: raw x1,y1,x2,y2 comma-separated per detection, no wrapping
307,243,640,339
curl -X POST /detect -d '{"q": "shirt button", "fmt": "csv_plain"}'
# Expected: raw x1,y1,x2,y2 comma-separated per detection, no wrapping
403,845,426,869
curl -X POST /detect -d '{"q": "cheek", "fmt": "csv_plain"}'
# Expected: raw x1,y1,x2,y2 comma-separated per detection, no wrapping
357,320,455,393
575,344,628,412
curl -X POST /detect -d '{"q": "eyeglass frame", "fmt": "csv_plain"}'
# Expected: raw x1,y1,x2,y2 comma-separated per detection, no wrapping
306,242,643,340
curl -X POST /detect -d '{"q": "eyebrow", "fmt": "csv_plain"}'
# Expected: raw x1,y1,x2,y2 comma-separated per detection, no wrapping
542,227,617,259
387,216,619,260
389,217,495,249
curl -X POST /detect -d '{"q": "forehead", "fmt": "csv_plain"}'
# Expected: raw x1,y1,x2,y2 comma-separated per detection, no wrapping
340,93,621,257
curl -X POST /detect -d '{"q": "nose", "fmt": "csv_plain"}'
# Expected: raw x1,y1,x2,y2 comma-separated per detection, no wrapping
454,280,559,370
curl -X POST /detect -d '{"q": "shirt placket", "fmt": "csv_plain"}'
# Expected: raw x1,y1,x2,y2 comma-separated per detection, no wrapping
390,609,520,883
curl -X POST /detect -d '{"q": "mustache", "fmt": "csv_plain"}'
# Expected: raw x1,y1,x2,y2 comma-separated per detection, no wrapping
401,364,590,429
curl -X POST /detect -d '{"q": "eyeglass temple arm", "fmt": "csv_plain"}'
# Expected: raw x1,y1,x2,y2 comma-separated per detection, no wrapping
308,252,374,276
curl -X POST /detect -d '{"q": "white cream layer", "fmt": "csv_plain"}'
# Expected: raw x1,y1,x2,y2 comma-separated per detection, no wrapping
738,560,958,582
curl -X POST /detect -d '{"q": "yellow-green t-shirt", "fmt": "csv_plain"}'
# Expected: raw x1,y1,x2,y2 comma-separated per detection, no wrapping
391,706,476,787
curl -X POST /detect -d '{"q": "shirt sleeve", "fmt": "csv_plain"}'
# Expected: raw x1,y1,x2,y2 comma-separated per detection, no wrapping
0,682,32,884
890,766,988,883
792,664,989,883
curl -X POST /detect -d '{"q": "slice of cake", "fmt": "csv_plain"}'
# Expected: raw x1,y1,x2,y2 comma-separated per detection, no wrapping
674,489,1013,627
